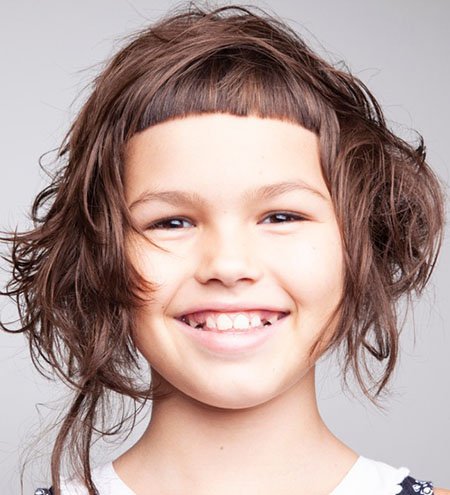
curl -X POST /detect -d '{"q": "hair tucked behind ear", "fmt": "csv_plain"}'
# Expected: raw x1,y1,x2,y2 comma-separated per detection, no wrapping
0,3,446,494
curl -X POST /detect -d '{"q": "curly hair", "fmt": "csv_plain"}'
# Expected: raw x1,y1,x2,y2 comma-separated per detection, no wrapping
1,4,445,494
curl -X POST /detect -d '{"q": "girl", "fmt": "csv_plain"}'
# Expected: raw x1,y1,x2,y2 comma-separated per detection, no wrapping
2,3,448,495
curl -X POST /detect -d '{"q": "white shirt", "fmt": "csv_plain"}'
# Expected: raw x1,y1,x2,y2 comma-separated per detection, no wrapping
60,455,411,495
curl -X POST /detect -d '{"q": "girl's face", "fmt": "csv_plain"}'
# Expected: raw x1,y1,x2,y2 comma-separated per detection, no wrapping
125,114,344,409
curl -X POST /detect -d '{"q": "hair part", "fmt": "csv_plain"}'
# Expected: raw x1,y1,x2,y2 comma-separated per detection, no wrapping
1,4,445,494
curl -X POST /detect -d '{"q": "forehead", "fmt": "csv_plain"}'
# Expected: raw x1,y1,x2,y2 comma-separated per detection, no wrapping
124,113,330,206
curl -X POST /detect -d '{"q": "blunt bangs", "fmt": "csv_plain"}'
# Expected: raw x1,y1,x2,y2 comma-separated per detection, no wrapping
135,45,330,133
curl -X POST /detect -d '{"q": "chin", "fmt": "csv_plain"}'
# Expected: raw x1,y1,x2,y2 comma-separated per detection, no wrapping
191,391,276,411
175,371,299,411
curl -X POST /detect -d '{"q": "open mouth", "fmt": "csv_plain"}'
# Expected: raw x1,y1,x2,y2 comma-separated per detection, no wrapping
176,311,289,332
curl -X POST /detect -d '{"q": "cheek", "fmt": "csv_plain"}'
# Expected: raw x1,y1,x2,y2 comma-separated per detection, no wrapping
277,230,344,306
128,239,180,289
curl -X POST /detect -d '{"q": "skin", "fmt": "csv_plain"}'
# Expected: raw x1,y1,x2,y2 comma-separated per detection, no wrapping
118,113,358,495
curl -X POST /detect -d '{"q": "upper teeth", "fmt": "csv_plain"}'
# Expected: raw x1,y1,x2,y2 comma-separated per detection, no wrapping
182,311,284,331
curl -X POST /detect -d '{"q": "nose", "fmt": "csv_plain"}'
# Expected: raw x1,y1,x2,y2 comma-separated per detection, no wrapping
194,225,263,288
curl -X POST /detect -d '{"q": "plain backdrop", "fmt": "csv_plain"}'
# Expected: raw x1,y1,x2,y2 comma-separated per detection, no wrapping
1,0,449,492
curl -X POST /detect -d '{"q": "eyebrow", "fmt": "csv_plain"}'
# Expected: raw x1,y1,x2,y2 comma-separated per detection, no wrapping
129,180,329,210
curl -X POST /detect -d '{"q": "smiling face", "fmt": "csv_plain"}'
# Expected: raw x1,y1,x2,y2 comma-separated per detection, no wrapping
124,113,344,409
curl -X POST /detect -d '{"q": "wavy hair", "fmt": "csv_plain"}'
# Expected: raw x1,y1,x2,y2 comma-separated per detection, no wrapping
1,3,445,494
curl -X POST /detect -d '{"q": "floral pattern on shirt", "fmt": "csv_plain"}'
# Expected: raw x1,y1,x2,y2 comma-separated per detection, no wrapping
399,475,434,494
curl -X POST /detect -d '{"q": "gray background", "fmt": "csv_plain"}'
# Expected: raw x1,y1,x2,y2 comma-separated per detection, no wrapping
1,0,449,492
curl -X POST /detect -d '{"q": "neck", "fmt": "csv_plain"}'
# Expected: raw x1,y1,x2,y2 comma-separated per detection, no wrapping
114,366,358,495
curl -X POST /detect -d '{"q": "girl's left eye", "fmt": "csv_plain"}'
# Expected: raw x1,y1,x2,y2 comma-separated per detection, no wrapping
261,212,306,224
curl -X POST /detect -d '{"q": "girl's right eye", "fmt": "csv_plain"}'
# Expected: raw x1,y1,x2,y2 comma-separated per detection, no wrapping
147,217,193,230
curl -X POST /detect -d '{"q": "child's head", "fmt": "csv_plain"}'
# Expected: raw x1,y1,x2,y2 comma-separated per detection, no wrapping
1,3,445,490
125,112,344,410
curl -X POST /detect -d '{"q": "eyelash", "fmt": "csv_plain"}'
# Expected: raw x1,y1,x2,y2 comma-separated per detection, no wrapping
146,212,307,230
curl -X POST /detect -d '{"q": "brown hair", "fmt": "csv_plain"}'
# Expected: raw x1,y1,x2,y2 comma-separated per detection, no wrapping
1,3,445,494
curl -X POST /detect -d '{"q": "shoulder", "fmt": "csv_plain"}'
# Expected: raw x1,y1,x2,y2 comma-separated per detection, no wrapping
34,461,121,495
353,457,446,495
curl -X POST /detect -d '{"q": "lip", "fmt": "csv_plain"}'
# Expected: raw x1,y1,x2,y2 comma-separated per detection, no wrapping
173,313,289,357
175,303,289,319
